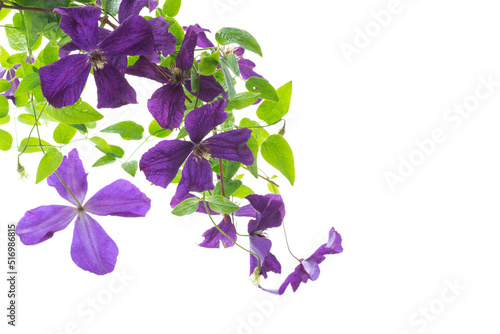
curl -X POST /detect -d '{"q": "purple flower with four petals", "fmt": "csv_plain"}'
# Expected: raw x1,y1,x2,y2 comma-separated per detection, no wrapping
16,149,151,275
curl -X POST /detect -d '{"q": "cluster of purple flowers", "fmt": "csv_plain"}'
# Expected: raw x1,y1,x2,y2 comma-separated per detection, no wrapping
15,0,343,293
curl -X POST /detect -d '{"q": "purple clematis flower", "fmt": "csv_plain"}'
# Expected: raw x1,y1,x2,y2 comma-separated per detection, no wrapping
0,66,19,102
260,227,343,294
236,194,285,278
184,24,215,49
126,25,225,130
16,149,151,275
39,6,155,109
199,216,237,248
140,99,254,200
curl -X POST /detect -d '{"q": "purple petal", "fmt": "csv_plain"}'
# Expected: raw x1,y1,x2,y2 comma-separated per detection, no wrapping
170,193,219,215
246,194,284,232
277,264,310,294
148,17,177,58
1,69,18,102
126,56,170,83
203,129,254,165
174,153,214,200
147,83,186,130
234,204,257,218
185,24,215,48
47,149,88,206
94,64,137,108
118,0,158,22
71,213,118,275
140,140,194,188
16,205,77,245
176,25,198,74
310,227,344,258
185,100,228,143
199,216,237,248
39,54,91,108
233,46,245,58
84,179,151,217
54,6,100,52
99,15,155,58
238,59,263,80
249,236,270,274
59,42,80,58
185,74,225,102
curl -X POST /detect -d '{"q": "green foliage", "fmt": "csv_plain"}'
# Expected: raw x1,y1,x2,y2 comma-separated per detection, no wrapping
225,53,240,77
101,0,121,16
239,118,269,146
215,27,263,57
148,119,172,138
213,179,242,198
18,137,52,153
199,51,220,75
226,92,260,111
206,195,240,214
256,81,292,124
0,96,9,118
14,72,40,97
261,135,295,185
121,160,138,177
101,121,145,140
172,197,200,216
93,155,117,167
163,0,182,17
246,136,259,178
245,77,279,102
53,123,77,144
36,147,63,183
49,101,104,124
220,59,236,100
17,113,40,126
0,129,13,151
0,115,10,125
232,184,254,198
0,79,11,93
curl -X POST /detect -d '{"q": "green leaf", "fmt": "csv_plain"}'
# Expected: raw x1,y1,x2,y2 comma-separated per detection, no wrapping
0,79,11,93
226,92,260,111
225,53,240,77
0,129,13,151
213,179,242,198
36,147,63,183
256,81,292,124
18,137,51,153
96,144,124,158
176,127,188,139
190,67,200,93
5,25,26,51
50,101,103,124
69,123,87,134
246,136,259,178
121,160,138,177
215,27,262,57
39,41,59,65
164,17,184,45
239,118,269,146
245,77,279,102
93,155,116,167
17,113,40,126
6,52,26,66
199,51,220,75
101,0,121,16
90,136,112,153
53,122,77,144
206,195,240,214
0,8,12,21
101,121,145,140
261,135,295,185
0,115,10,125
148,119,172,138
210,159,241,179
163,0,182,17
268,182,279,194
0,95,9,118
172,197,200,216
220,59,236,100
14,72,40,97
232,185,254,199
0,46,12,69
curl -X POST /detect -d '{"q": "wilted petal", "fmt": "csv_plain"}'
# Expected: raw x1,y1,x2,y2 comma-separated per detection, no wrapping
149,17,176,58
16,205,77,245
126,56,170,83
175,153,214,200
185,99,227,143
71,213,118,275
54,6,100,52
147,84,186,130
47,149,88,206
238,59,263,80
84,179,151,217
140,140,194,188
203,129,254,165
199,216,237,248
94,64,137,108
188,24,215,48
99,15,154,58
176,25,198,73
39,54,91,108
246,194,284,232
185,74,225,102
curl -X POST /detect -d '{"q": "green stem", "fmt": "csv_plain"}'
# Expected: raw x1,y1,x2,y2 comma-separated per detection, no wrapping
282,220,301,263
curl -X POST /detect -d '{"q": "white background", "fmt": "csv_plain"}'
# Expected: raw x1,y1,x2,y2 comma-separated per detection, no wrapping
2,0,500,333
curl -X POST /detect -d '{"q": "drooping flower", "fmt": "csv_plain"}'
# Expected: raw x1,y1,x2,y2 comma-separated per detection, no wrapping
140,99,254,200
185,24,215,49
236,194,285,278
39,6,155,109
199,216,237,248
16,149,151,275
0,66,19,102
126,25,225,130
118,0,176,62
260,227,343,294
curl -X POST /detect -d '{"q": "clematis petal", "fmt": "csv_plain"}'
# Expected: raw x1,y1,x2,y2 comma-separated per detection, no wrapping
246,194,284,232
147,84,186,130
71,213,118,275
99,15,155,58
185,99,228,143
39,54,91,108
118,0,158,22
140,140,194,188
148,17,177,58
59,42,80,58
175,153,214,200
126,56,170,83
185,74,225,102
54,6,101,52
186,24,215,48
234,204,257,218
94,64,137,109
2,69,18,102
84,179,151,217
203,129,254,165
16,205,77,245
249,236,270,274
47,149,88,206
176,25,198,74
199,216,237,248
238,59,263,80
261,252,281,278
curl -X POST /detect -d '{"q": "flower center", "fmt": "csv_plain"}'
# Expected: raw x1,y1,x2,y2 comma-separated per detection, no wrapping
88,49,107,70
171,67,185,85
193,143,211,161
